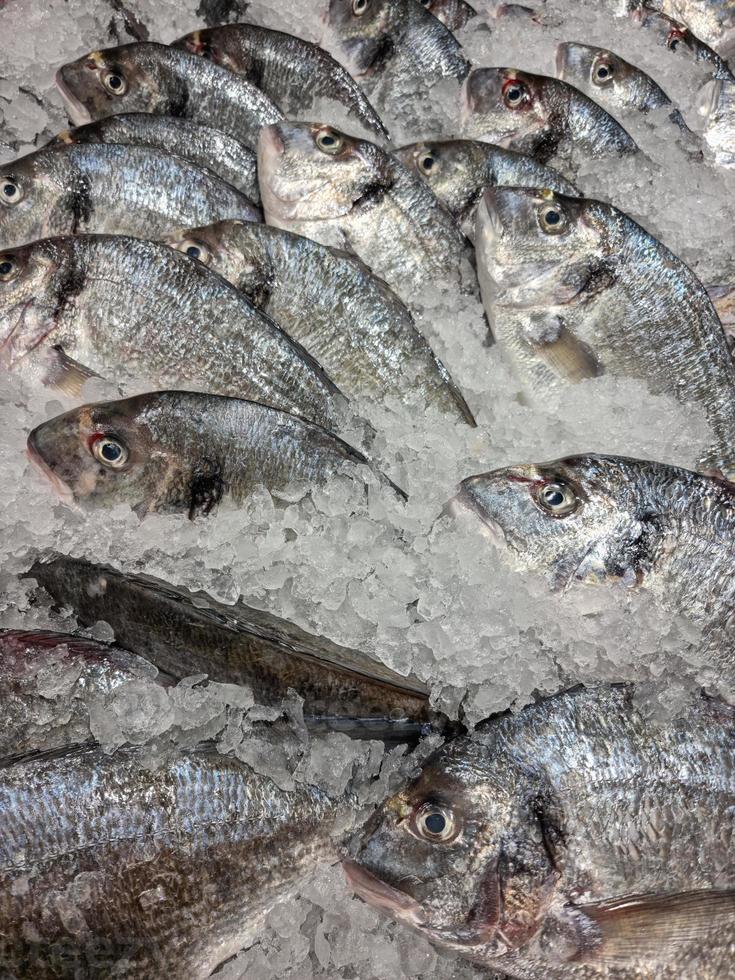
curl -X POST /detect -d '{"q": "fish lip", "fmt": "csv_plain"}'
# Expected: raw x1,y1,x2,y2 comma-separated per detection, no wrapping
449,479,507,545
26,430,76,506
54,68,92,126
478,187,505,239
259,122,286,159
342,859,427,924
554,42,570,80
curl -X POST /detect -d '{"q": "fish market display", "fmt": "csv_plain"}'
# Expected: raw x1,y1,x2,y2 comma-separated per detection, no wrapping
166,220,475,421
417,0,476,31
173,24,389,139
700,78,735,166
345,685,735,978
258,120,469,300
52,113,260,201
475,187,735,476
0,142,259,250
461,67,639,164
0,235,346,428
56,41,284,149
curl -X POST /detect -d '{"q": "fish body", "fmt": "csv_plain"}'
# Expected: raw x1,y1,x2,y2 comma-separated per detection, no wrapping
0,235,345,429
0,142,259,251
325,0,470,82
173,24,389,140
415,0,477,31
394,138,579,237
0,744,340,979
166,220,475,422
56,41,284,149
52,113,260,201
257,121,469,302
345,685,735,977
475,186,735,476
461,67,639,164
630,6,735,81
700,78,735,165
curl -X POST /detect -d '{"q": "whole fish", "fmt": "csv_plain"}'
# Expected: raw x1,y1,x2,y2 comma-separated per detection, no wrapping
0,142,259,251
173,24,389,140
415,0,477,31
0,235,346,429
165,220,475,422
344,685,735,978
0,629,170,758
454,453,735,670
475,186,735,477
630,6,735,81
257,120,469,302
51,113,260,201
27,554,432,737
325,0,470,82
461,67,639,164
394,139,579,238
27,390,384,516
56,41,284,149
0,744,341,978
699,78,735,165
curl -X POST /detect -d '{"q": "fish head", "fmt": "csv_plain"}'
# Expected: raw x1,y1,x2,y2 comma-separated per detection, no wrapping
0,150,66,250
326,0,397,77
557,43,642,103
258,120,393,223
461,68,550,150
476,186,614,309
344,735,560,960
394,140,481,217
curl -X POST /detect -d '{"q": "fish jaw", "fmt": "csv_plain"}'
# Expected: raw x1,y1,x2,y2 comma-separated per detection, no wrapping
55,67,93,126
26,429,76,506
342,859,427,927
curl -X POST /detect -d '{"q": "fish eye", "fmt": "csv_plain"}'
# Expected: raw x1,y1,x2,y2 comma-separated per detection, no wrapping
90,434,129,469
419,0,432,6
538,202,567,234
179,239,211,265
101,69,127,96
418,151,438,176
315,128,344,155
352,0,370,14
0,178,22,206
536,480,578,516
592,59,614,84
0,255,18,281
410,802,459,843
502,79,529,109
666,27,687,50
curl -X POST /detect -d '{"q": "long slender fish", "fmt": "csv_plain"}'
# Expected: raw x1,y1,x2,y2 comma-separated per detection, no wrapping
0,142,259,251
166,220,475,422
461,67,639,164
56,41,284,149
345,685,735,978
257,120,470,302
0,744,342,979
475,186,735,477
173,23,389,140
0,235,346,429
416,0,476,30
51,113,260,201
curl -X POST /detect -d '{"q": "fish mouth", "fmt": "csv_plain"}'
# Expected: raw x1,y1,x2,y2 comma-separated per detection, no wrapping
554,43,571,80
448,478,507,546
696,79,722,122
54,68,92,126
26,430,75,506
342,860,427,925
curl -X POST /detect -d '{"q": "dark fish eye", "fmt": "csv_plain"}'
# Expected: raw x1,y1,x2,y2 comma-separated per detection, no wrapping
352,0,369,14
420,0,432,6
0,178,22,206
102,69,127,96
538,201,568,234
411,802,459,843
593,61,614,84
536,480,578,516
315,128,344,155
0,256,18,281
90,435,129,469
502,79,529,109
418,152,438,176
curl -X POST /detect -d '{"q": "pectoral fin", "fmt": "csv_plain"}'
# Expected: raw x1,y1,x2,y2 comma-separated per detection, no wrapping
523,314,601,384
43,345,101,397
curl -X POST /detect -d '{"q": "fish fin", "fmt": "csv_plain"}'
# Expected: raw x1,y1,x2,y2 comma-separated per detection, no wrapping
188,463,226,520
43,345,101,397
576,889,735,963
523,314,601,383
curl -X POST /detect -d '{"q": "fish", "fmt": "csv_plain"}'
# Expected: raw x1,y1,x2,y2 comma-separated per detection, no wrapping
325,0,470,82
27,390,392,517
0,743,342,978
475,186,735,477
461,67,639,164
699,78,735,166
51,113,260,202
26,554,433,737
257,120,470,302
0,629,171,758
172,23,389,140
165,220,475,423
56,41,284,150
0,142,259,251
0,235,346,430
394,138,579,238
630,6,735,82
415,0,477,31
454,453,735,670
632,0,735,47
344,684,735,978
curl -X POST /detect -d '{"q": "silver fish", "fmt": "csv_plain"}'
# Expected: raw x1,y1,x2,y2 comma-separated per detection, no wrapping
165,220,475,422
461,67,639,164
394,138,579,237
56,41,284,149
0,235,346,429
699,78,735,166
0,142,259,251
325,0,470,82
630,6,735,81
51,113,260,201
173,23,389,140
345,685,735,978
475,186,735,476
633,0,735,47
257,120,470,302
414,0,477,31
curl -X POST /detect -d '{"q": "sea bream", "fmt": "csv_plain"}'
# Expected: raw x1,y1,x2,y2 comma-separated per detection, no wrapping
0,235,346,429
461,67,639,165
165,220,475,422
345,685,735,978
0,142,259,251
173,23,389,140
257,120,470,302
56,41,284,149
51,113,260,201
474,186,735,477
